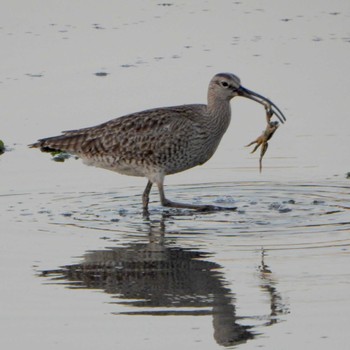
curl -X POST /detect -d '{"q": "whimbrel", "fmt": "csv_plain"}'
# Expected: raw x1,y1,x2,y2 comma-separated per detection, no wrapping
30,73,286,212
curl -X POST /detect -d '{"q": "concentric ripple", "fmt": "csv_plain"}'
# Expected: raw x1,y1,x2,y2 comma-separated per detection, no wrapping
3,181,349,252
4,180,348,348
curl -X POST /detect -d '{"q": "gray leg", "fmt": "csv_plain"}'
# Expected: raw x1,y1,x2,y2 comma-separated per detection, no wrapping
157,181,236,212
142,180,153,212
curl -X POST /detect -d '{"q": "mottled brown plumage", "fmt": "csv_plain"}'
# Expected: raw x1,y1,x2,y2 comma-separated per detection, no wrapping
30,73,286,212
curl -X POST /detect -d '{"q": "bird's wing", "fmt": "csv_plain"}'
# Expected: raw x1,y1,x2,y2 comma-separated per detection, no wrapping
31,105,205,159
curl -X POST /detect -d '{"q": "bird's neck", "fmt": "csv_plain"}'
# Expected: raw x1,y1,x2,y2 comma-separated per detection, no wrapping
206,97,232,136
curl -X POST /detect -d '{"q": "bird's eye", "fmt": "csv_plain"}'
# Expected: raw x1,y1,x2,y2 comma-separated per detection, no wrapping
221,81,229,87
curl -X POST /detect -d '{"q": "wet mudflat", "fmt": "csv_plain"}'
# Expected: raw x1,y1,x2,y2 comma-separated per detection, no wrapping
1,1,350,349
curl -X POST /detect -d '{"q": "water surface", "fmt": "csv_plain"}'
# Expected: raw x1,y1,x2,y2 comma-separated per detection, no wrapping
1,1,350,349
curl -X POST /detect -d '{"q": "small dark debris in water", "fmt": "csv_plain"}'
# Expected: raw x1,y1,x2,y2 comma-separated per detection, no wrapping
281,18,292,22
61,212,73,217
52,155,70,162
110,218,119,222
157,3,174,6
135,59,147,65
20,211,32,217
120,64,136,68
38,210,51,214
268,202,291,213
279,207,292,213
118,209,128,216
256,220,270,225
346,172,350,179
329,12,340,15
324,210,342,215
26,73,44,78
92,24,105,30
312,200,325,205
269,202,282,210
94,72,109,77
284,199,296,205
50,151,71,162
0,140,5,154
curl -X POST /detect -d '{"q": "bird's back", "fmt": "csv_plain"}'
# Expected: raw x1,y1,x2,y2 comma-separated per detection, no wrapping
31,104,221,176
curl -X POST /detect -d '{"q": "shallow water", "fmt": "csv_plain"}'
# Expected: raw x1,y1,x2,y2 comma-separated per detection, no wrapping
2,182,350,348
1,0,350,349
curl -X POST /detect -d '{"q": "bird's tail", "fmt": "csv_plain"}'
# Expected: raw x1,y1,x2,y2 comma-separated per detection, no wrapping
29,132,87,154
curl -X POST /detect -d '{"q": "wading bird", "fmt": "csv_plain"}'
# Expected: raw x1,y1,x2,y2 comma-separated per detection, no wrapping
30,73,286,213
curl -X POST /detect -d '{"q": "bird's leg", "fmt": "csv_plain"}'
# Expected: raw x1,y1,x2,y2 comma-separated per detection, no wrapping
157,181,236,212
142,180,153,214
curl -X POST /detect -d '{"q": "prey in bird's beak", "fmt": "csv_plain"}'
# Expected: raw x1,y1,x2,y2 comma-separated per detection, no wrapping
237,86,287,123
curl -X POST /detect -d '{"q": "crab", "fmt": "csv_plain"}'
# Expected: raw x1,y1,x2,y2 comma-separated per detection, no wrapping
246,106,279,172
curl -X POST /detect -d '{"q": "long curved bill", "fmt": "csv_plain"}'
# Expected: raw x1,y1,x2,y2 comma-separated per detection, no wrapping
238,86,287,123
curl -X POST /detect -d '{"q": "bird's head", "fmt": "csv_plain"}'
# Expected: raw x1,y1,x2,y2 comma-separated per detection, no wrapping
209,73,286,123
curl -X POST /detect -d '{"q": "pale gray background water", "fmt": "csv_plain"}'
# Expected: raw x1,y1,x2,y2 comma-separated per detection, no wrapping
1,1,350,349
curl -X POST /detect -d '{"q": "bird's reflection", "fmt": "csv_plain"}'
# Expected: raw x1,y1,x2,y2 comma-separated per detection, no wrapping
40,217,287,347
258,249,289,327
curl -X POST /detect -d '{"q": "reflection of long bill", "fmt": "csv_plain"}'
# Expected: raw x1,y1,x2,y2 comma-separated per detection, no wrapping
238,86,287,123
